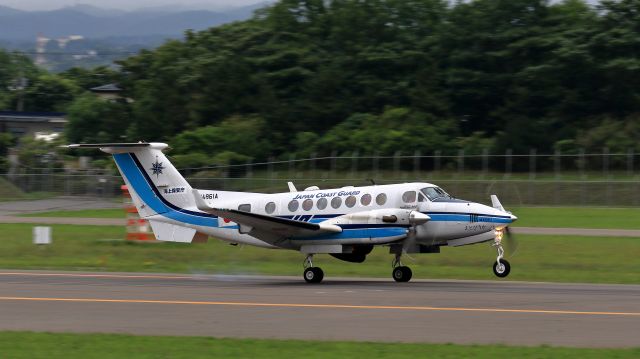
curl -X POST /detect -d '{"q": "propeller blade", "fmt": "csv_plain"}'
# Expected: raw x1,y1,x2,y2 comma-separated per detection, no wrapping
504,226,518,256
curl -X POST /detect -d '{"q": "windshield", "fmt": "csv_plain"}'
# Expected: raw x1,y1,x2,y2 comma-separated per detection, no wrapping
421,187,451,201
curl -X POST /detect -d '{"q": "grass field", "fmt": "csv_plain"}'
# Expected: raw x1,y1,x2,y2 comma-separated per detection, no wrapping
511,206,640,229
1,223,638,284
20,208,126,218
1,332,638,359
19,206,640,230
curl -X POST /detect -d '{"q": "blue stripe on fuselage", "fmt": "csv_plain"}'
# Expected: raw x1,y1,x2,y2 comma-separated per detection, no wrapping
113,153,218,227
295,227,408,241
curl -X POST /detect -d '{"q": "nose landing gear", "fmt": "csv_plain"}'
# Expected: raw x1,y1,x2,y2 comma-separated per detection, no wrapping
391,254,412,282
492,237,511,278
303,254,324,283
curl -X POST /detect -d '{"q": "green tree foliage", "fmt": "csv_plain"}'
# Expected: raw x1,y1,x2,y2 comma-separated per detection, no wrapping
170,115,270,167
7,1,640,166
65,94,130,143
313,108,457,156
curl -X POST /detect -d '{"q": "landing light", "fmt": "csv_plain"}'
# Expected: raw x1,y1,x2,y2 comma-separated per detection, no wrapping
495,228,504,243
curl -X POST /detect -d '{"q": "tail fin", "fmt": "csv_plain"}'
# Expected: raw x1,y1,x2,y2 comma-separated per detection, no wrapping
68,142,195,218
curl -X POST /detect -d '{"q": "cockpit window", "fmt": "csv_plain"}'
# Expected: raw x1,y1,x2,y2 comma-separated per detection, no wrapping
421,187,451,201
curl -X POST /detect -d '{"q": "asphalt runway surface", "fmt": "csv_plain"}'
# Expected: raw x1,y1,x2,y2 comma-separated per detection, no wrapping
2,215,640,238
1,271,639,347
0,197,121,216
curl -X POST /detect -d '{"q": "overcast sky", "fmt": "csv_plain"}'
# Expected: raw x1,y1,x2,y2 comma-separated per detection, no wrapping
0,0,263,11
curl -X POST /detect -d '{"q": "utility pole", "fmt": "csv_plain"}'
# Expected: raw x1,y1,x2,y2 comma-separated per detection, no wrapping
8,53,28,112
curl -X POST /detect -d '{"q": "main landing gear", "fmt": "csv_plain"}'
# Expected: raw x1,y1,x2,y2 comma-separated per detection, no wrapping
492,238,511,278
303,254,324,283
391,253,412,282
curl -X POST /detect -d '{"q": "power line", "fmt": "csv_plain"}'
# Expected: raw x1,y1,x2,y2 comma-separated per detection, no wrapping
14,51,141,57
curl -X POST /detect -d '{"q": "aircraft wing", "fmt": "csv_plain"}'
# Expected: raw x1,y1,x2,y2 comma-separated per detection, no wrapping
192,190,342,244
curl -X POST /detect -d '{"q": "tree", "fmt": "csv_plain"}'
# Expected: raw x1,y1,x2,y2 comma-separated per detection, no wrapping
65,94,130,143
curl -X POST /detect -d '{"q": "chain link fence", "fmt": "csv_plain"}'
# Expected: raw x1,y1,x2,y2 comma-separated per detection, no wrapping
3,150,640,206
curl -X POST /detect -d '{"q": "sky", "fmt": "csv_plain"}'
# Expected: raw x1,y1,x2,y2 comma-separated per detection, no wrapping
0,0,601,11
0,0,263,11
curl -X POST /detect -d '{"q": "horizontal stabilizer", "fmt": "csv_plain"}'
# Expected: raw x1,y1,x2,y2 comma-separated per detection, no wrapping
67,142,168,154
67,142,151,148
148,220,203,243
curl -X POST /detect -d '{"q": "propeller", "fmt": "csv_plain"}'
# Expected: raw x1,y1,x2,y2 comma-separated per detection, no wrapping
503,226,518,256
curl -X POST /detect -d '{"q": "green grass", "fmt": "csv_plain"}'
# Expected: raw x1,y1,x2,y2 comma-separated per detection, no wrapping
1,223,638,284
0,176,60,201
18,206,640,230
512,206,640,229
1,332,638,359
20,208,126,218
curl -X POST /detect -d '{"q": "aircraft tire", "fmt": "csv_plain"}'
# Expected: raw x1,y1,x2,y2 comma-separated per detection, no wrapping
392,266,412,282
304,267,324,283
493,259,511,278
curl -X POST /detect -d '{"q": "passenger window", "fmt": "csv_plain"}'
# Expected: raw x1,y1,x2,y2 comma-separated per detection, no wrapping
402,191,416,203
376,193,387,205
302,199,313,211
361,194,372,206
265,202,276,214
317,197,328,210
288,200,299,212
345,195,356,208
418,193,427,202
238,204,251,212
331,197,342,209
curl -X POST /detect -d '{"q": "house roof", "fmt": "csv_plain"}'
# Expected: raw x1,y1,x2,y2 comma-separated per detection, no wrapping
90,83,122,93
0,111,67,123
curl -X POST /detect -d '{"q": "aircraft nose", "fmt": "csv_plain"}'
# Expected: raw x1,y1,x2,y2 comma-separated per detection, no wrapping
509,213,518,222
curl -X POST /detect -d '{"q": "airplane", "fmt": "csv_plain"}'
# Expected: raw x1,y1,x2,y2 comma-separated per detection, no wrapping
68,142,518,283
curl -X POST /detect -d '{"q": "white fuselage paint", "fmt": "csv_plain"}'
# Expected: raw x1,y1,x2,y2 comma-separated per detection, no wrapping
154,182,515,249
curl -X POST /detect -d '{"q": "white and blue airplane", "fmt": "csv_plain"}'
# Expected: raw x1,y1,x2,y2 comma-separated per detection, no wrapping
69,142,518,283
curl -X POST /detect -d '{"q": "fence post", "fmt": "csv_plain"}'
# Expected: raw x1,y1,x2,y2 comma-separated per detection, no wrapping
603,147,609,179
579,148,586,206
246,161,253,191
373,152,380,181
288,154,295,180
393,151,401,180
528,149,536,204
481,148,488,180
627,148,634,177
351,151,358,179
310,152,317,181
554,149,561,180
434,150,441,174
603,147,611,206
504,149,512,179
413,150,421,180
457,149,464,178
330,150,338,180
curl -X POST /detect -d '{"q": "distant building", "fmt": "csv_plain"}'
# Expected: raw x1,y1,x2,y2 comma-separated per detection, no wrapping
90,83,123,102
0,111,67,140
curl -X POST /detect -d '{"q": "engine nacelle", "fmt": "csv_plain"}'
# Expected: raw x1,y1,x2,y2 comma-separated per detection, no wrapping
325,208,430,226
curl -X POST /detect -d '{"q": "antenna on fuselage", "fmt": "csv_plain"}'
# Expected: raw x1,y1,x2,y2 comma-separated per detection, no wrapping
287,181,298,192
367,179,376,185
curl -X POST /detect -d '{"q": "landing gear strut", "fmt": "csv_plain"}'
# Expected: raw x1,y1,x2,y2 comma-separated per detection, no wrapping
391,253,412,282
492,239,511,278
303,254,324,283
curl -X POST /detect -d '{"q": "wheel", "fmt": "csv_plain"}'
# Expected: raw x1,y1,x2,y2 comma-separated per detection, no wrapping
493,259,511,278
304,267,324,283
392,266,412,282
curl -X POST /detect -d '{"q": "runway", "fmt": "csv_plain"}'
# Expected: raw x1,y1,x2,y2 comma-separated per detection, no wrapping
2,214,640,238
1,271,639,347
